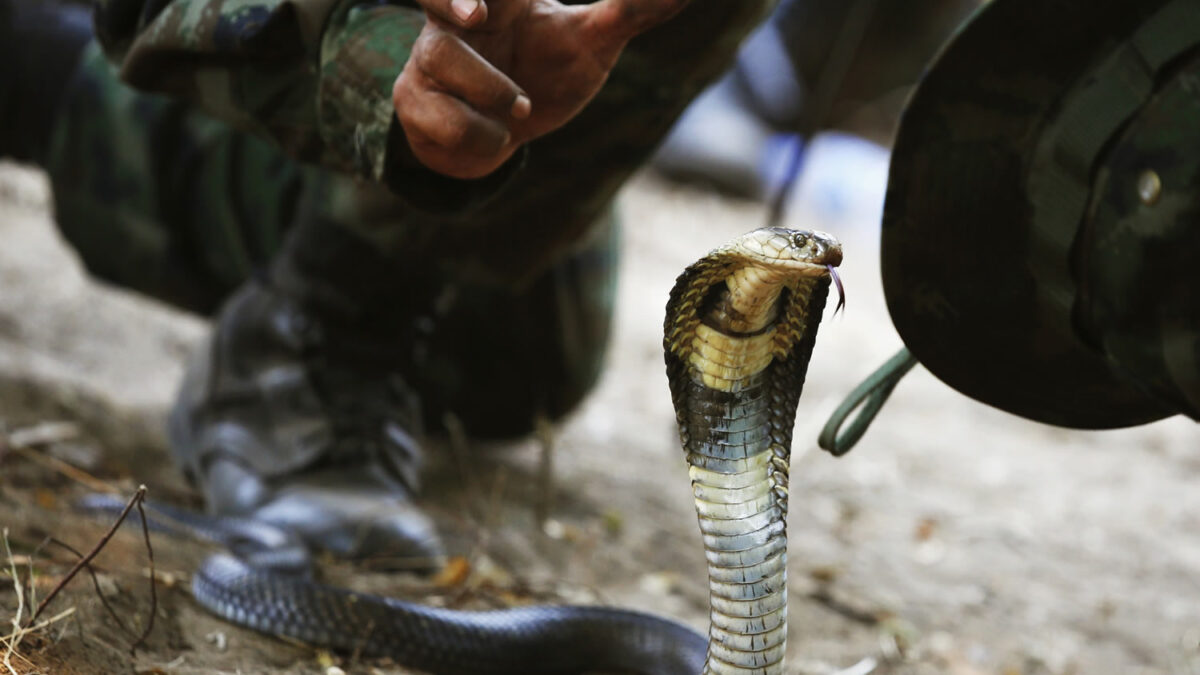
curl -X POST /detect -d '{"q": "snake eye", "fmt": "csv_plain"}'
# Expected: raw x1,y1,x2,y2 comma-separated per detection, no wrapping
792,233,809,248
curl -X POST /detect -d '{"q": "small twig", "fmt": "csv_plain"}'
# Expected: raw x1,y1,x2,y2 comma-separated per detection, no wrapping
30,485,146,625
38,538,135,639
23,492,160,652
131,496,157,651
23,550,37,628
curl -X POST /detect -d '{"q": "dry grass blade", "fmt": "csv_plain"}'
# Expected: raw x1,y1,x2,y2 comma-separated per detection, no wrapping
39,538,136,640
1,427,159,660
1,530,77,675
1,608,77,674
3,527,25,675
24,489,160,653
131,496,157,651
2,608,77,651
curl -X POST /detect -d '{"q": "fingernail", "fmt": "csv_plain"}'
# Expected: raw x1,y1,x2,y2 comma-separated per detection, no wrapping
451,0,478,22
511,94,532,119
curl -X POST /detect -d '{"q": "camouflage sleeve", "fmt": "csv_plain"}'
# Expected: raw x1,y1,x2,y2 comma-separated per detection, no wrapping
92,0,515,206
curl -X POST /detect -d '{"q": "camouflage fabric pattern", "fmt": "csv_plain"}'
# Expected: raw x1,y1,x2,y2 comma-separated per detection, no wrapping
319,2,424,183
44,0,773,432
46,42,304,313
881,0,1200,427
68,0,773,286
87,0,772,237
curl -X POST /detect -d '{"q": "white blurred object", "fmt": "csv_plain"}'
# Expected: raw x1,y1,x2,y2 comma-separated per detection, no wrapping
834,657,879,675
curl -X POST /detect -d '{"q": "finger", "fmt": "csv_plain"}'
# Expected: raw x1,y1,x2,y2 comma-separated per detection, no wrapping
412,0,488,28
413,29,531,119
396,82,512,160
584,0,690,48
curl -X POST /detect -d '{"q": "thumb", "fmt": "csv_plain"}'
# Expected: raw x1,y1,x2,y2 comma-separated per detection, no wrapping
583,0,690,50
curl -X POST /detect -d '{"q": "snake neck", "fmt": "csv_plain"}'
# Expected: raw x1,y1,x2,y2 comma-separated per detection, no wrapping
684,281,796,674
684,370,789,675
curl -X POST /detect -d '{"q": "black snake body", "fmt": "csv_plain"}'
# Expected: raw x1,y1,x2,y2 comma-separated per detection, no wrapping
196,553,706,674
81,226,841,675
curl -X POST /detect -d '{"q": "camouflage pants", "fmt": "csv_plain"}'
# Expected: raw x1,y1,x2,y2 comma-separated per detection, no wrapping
43,2,772,434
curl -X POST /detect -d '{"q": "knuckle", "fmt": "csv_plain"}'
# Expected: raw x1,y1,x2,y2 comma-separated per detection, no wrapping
396,106,418,130
425,107,475,150
440,120,472,150
417,30,453,68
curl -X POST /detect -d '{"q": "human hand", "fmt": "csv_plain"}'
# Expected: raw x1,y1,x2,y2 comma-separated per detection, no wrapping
393,0,689,179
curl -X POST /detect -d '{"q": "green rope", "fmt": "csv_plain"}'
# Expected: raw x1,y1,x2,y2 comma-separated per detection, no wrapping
818,347,918,457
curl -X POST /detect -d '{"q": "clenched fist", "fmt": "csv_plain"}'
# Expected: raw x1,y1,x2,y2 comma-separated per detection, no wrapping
393,0,689,179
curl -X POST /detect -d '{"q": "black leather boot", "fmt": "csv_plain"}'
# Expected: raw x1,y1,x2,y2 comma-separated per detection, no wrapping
0,0,93,163
169,215,447,569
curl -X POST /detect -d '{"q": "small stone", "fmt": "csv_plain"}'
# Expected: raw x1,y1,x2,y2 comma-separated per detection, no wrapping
204,631,227,652
640,571,682,596
542,519,567,540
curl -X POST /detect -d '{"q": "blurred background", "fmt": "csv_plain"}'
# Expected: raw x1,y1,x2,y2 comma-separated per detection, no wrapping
1,1,1198,673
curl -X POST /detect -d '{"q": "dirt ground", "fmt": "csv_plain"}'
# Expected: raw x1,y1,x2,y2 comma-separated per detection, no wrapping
0,148,1197,675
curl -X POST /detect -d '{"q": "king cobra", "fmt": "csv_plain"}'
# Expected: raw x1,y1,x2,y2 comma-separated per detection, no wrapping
80,226,841,674
665,226,842,673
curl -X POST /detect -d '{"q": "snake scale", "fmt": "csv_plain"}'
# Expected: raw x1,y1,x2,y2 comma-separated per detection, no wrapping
81,226,842,674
